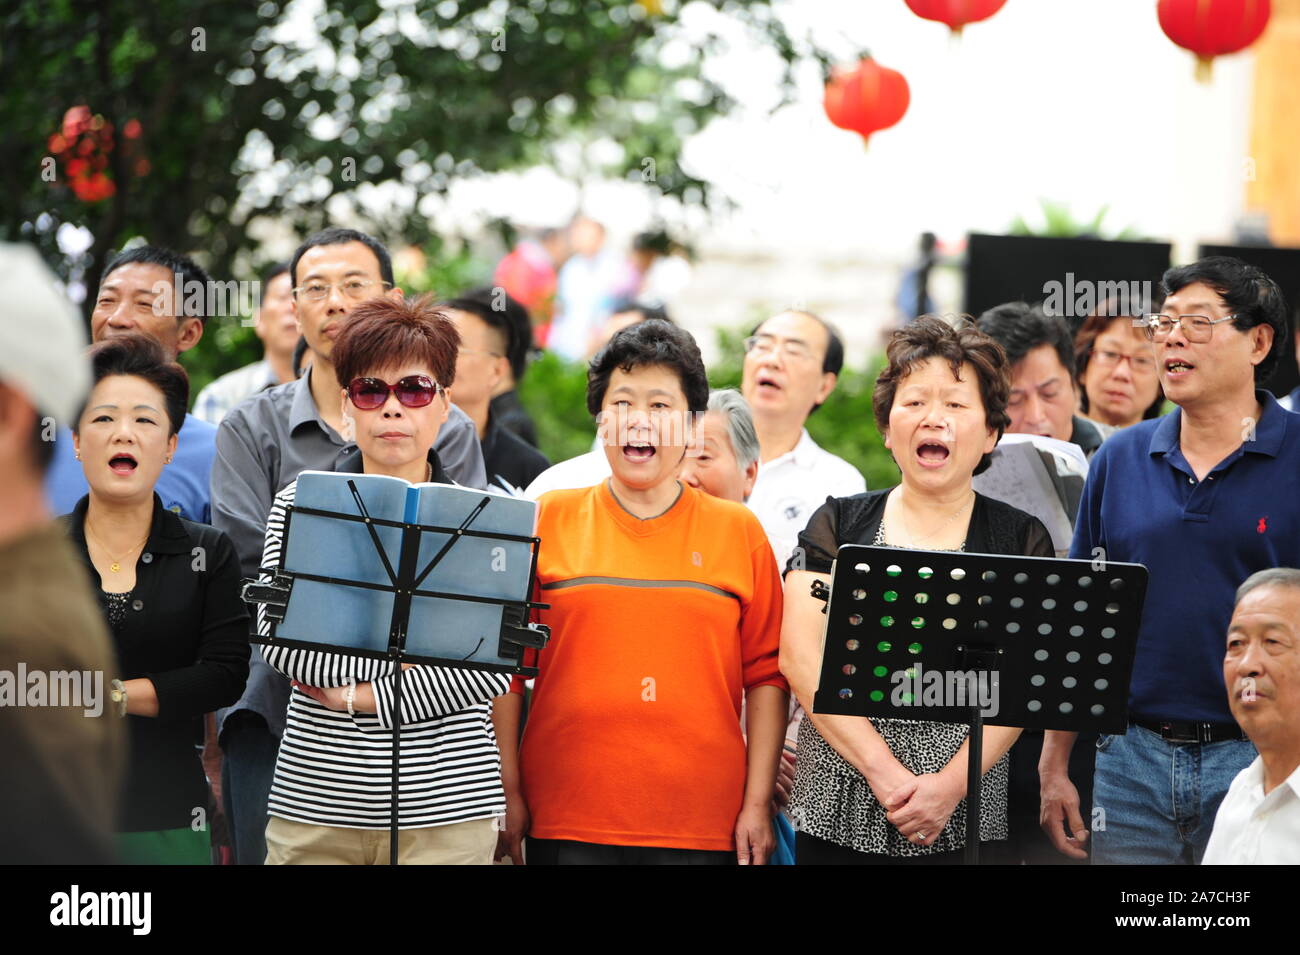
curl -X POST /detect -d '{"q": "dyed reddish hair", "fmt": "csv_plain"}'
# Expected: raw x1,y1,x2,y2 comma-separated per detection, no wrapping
332,294,460,390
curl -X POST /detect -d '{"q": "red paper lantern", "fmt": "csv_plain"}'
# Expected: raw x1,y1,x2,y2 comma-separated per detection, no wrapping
823,58,911,146
904,0,1008,35
1157,0,1271,81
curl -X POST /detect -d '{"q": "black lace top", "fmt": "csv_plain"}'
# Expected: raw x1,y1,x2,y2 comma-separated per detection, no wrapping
102,590,132,632
786,489,1053,857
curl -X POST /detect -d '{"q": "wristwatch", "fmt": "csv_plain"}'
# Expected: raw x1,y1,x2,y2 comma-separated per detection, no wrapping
110,679,128,718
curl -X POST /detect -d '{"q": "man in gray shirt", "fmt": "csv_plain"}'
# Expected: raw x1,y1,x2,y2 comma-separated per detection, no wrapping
212,227,487,864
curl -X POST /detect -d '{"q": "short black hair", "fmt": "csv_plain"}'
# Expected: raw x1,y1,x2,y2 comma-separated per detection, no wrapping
101,245,213,325
77,332,190,436
261,262,290,287
633,230,672,256
440,287,534,382
587,319,708,416
289,228,395,291
976,301,1076,378
1161,256,1289,383
610,300,672,325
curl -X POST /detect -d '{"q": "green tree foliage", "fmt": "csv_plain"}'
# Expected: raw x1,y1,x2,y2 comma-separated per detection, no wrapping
3,0,821,396
2,0,812,295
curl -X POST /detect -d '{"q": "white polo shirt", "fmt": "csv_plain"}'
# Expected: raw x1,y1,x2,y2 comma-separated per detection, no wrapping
747,429,866,572
1202,756,1300,864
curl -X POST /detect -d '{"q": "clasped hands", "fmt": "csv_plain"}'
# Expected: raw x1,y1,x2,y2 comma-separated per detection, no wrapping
872,762,963,848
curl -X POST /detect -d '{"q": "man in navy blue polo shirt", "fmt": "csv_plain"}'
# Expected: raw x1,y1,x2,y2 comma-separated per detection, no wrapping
1040,256,1298,865
45,246,217,522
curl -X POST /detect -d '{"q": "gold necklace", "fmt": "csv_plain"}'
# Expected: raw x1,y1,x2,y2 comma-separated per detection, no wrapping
85,521,149,573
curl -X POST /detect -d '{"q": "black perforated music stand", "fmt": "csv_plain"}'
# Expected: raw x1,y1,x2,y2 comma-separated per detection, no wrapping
812,545,1147,864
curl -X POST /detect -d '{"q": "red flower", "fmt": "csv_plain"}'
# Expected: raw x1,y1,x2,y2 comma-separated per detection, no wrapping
124,119,142,140
72,173,115,202
62,105,91,141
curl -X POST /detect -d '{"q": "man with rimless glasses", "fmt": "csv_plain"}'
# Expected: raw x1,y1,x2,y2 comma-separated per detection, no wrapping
1040,256,1300,865
740,310,866,573
211,227,488,865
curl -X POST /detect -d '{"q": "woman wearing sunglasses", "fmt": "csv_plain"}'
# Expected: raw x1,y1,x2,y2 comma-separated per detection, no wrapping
257,296,510,865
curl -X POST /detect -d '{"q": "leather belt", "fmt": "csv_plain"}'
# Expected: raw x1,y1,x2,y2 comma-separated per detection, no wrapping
1130,718,1248,744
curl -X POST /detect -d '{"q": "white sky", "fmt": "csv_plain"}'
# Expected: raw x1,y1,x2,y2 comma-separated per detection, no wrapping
65,0,1255,280
429,0,1258,264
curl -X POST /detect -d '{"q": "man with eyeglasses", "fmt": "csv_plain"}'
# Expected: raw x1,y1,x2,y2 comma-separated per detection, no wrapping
740,310,866,573
210,227,487,866
1040,256,1300,865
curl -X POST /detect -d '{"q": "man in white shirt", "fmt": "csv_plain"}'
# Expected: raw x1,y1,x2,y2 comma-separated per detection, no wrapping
741,310,866,570
1203,568,1300,864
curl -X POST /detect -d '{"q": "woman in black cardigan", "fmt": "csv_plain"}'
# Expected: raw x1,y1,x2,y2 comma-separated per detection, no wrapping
65,333,249,864
780,317,1052,864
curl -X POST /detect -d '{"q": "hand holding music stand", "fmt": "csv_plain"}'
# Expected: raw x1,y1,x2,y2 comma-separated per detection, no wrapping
242,476,550,865
811,545,1147,864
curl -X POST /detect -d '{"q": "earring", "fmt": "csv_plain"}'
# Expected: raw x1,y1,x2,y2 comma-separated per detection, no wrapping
75,452,81,460
165,456,173,464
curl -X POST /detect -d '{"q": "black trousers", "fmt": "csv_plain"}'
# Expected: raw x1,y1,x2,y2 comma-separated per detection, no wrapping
795,831,967,865
526,837,734,866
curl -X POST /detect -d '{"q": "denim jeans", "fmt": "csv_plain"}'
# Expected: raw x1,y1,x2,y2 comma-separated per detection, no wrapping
1091,724,1255,865
220,712,281,865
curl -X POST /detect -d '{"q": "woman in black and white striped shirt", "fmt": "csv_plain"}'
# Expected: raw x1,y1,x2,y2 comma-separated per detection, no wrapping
259,295,509,865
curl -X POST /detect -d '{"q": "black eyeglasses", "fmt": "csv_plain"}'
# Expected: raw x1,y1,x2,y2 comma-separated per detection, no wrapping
346,375,441,410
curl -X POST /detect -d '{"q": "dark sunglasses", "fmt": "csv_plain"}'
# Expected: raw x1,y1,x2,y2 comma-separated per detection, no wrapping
346,375,441,410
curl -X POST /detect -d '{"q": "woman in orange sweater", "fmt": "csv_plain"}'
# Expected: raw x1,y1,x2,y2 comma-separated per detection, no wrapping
495,320,789,865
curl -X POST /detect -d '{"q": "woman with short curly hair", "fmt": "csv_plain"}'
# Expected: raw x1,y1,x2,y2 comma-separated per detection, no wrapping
780,315,1052,864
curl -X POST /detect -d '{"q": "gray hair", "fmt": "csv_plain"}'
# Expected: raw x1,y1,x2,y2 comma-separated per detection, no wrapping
1235,568,1300,606
706,389,760,471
